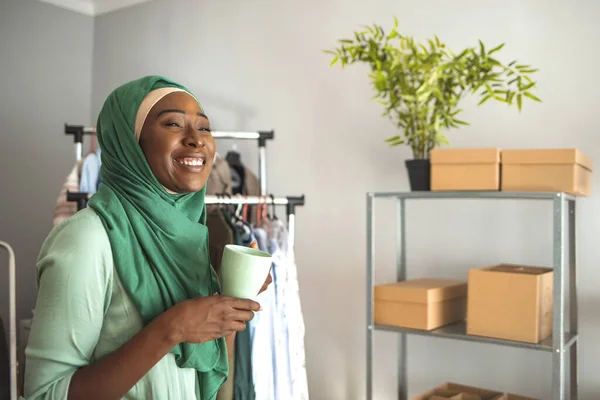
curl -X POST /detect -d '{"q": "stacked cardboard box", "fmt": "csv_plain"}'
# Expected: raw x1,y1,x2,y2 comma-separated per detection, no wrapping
430,147,592,196
411,382,537,400
374,263,553,344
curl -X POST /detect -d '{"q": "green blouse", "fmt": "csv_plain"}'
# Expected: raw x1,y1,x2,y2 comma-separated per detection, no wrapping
23,208,199,399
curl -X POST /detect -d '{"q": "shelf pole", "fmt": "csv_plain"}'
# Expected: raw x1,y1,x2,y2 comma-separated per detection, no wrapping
552,193,566,400
366,193,375,400
397,198,407,400
568,199,578,399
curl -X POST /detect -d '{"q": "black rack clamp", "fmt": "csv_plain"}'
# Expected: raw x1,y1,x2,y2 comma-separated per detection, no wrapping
64,123,94,144
66,191,89,211
257,130,274,147
286,195,305,216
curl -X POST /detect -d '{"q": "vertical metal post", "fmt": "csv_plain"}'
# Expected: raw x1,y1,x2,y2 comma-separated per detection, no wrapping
75,142,82,161
259,145,267,196
568,199,578,399
366,193,375,400
397,198,407,400
552,193,566,400
287,212,296,261
0,241,17,400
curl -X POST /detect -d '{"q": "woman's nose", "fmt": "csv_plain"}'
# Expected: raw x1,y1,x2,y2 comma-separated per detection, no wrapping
183,131,206,148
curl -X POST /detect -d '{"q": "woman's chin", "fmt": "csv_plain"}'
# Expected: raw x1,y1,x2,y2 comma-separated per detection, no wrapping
163,182,206,195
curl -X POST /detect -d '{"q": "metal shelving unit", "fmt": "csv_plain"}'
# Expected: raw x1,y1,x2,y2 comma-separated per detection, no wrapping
366,191,578,400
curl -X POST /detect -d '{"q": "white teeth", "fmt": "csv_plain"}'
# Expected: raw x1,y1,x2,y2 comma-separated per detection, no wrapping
175,157,204,166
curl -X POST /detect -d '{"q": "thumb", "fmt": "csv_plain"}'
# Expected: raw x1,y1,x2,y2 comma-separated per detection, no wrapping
250,240,258,250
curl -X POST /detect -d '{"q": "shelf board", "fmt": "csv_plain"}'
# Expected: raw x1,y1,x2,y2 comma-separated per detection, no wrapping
369,191,575,201
374,321,577,352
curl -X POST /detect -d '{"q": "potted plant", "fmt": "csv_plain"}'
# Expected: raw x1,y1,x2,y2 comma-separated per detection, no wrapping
325,17,541,191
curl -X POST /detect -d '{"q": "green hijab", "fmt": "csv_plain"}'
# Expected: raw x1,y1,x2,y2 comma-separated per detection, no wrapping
88,75,227,399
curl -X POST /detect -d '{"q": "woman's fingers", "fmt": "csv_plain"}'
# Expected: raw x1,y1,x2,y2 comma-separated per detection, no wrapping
226,309,256,323
229,298,261,312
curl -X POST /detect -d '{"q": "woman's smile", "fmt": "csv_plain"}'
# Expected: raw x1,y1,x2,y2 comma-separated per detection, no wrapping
173,154,207,169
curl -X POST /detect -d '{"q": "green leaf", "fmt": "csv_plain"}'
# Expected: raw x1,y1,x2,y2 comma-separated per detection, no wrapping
394,16,399,27
523,92,542,102
478,94,493,105
479,39,485,55
338,39,354,44
508,91,516,103
488,43,505,55
453,119,469,125
385,135,401,142
517,93,522,111
329,56,339,66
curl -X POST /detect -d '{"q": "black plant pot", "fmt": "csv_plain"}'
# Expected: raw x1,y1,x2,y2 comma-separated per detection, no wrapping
405,159,431,191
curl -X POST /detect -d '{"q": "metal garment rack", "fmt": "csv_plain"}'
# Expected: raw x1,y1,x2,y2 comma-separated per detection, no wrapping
0,241,17,400
366,191,578,400
63,125,305,253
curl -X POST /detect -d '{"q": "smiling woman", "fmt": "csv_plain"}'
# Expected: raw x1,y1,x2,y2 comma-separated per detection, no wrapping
139,91,216,194
21,76,271,400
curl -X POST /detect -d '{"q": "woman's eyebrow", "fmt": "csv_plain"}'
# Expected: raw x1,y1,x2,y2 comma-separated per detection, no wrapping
156,109,209,120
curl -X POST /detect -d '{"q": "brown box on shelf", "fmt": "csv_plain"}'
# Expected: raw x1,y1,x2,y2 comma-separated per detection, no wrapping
431,148,501,191
374,278,467,331
501,148,593,196
411,382,502,400
467,264,553,344
493,394,538,400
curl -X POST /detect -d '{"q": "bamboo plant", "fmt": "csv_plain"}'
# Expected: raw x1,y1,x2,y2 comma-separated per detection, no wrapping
325,17,541,159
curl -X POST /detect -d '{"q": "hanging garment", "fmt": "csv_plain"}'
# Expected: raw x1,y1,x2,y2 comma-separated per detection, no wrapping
247,227,276,400
206,208,234,277
224,152,260,224
52,161,81,227
207,208,236,400
79,148,102,195
232,229,256,400
206,153,233,197
269,220,309,400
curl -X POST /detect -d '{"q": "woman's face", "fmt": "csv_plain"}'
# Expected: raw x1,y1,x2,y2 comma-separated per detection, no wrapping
139,91,216,194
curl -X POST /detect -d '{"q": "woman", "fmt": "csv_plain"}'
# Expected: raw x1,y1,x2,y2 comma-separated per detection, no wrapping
23,76,270,400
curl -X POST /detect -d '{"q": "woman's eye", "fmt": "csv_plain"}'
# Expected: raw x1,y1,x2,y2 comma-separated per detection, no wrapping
198,127,212,132
165,122,182,128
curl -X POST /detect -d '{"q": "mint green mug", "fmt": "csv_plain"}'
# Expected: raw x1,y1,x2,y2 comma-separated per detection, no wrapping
220,244,272,299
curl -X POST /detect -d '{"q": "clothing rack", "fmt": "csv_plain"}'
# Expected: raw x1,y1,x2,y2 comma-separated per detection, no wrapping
205,194,305,255
64,125,305,253
64,123,95,161
0,241,17,400
210,130,274,195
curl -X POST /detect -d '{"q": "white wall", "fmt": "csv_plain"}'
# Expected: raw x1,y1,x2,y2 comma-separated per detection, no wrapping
0,0,94,358
90,0,600,398
3,0,598,398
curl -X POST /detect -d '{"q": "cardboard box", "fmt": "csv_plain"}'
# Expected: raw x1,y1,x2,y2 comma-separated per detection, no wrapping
467,264,553,343
411,382,502,400
431,148,501,191
374,278,467,331
501,148,593,196
493,395,538,400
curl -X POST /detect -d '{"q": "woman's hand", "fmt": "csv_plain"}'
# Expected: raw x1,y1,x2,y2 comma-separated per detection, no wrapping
250,240,273,295
167,295,261,344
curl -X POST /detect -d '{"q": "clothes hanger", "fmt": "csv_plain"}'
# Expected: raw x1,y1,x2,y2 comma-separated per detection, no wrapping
269,194,279,221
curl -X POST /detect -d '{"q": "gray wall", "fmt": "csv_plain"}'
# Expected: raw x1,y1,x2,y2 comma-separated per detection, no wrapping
91,1,600,399
0,0,94,346
3,0,600,398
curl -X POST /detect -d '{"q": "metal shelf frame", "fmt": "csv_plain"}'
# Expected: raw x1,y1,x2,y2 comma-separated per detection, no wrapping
366,191,578,400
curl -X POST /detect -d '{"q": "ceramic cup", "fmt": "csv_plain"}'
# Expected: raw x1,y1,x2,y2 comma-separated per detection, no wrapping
220,244,272,299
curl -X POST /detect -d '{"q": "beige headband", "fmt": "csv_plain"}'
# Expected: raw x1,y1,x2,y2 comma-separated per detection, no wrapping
134,87,187,141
